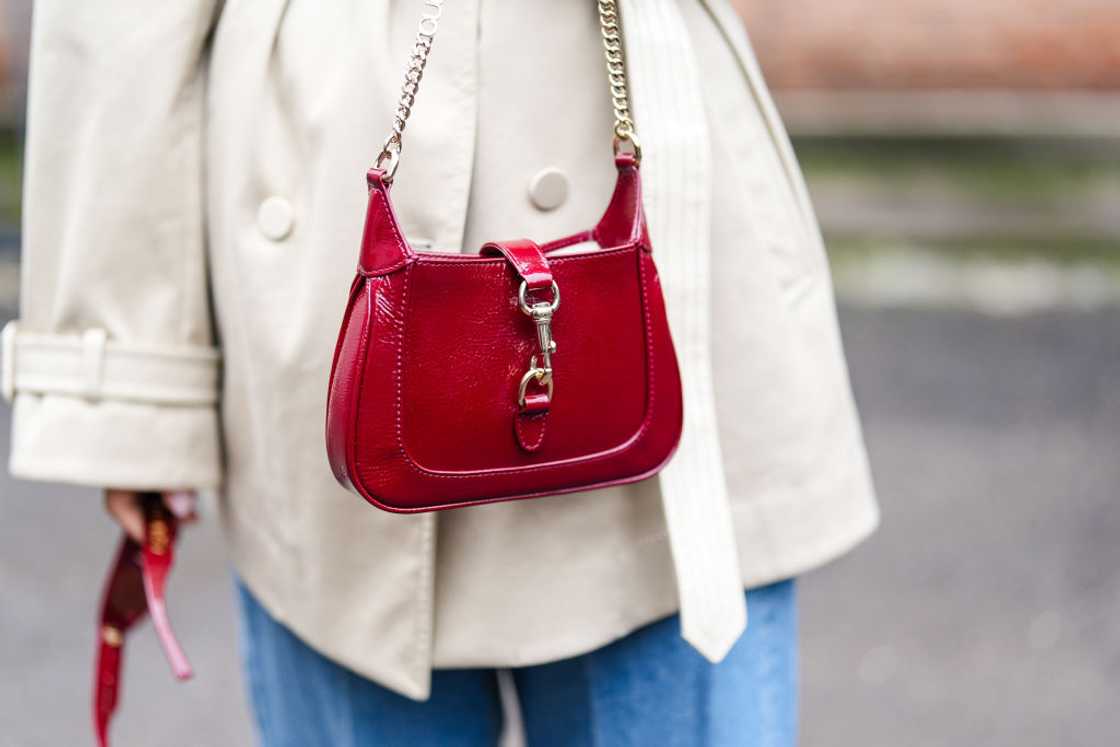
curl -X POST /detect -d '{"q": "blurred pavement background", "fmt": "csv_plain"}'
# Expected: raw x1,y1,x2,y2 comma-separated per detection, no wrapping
2,1,1119,745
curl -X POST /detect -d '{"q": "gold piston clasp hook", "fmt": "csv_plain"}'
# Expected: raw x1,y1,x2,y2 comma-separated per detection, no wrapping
517,280,560,408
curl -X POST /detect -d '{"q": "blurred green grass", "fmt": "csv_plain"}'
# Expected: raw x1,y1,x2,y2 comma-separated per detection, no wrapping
0,129,22,227
794,136,1120,266
828,235,1120,267
794,136,1120,202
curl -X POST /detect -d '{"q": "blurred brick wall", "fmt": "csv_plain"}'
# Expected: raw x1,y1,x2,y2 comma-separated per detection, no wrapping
0,9,9,97
1,2,1117,132
0,0,31,124
733,0,1120,90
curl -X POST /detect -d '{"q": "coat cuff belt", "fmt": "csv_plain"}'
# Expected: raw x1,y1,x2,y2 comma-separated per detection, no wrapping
1,321,220,406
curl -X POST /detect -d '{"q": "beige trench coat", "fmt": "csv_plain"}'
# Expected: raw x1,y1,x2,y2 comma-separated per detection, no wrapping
3,0,878,699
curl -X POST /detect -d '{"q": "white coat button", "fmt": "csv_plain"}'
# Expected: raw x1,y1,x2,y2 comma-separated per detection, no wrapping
528,168,569,211
257,196,294,241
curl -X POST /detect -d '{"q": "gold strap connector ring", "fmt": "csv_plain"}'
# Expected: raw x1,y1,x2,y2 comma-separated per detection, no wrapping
612,132,642,163
375,136,402,182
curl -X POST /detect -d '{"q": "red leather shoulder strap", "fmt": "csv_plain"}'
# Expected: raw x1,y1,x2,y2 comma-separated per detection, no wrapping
480,239,552,290
359,169,416,275
592,154,649,250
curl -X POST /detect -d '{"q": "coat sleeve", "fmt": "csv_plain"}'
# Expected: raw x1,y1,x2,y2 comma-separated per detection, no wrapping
1,1,224,490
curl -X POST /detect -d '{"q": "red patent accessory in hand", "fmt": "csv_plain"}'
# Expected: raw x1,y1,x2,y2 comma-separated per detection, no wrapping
94,493,191,747
325,154,684,512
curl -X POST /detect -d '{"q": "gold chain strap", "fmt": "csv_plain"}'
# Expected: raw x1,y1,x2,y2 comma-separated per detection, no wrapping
375,0,445,181
597,0,641,161
375,0,640,180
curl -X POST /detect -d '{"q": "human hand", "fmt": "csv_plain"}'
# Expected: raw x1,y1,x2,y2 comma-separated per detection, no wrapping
103,489,199,543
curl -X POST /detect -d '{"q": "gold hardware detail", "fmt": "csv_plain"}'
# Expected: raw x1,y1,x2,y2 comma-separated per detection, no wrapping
374,1,446,182
377,0,638,181
518,356,556,409
147,519,170,556
517,281,560,408
598,0,641,162
102,625,123,647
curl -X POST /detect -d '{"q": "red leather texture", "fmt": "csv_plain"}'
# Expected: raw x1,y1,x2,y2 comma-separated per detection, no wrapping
480,239,553,291
94,495,191,747
516,391,551,453
326,156,683,512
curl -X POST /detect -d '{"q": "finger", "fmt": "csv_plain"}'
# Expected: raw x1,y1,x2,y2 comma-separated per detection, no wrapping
104,489,146,543
162,490,198,522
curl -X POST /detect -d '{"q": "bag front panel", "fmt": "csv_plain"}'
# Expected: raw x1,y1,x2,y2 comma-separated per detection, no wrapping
400,248,649,472
325,157,684,513
333,248,681,513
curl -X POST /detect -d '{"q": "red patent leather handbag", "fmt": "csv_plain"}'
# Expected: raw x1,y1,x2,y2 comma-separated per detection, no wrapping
326,154,683,512
325,2,683,512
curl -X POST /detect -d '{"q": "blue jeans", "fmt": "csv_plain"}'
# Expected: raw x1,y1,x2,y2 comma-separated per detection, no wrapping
236,579,797,747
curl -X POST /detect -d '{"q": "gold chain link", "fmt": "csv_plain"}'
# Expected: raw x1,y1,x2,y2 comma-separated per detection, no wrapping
376,0,640,180
597,2,634,139
375,0,445,181
597,0,641,161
